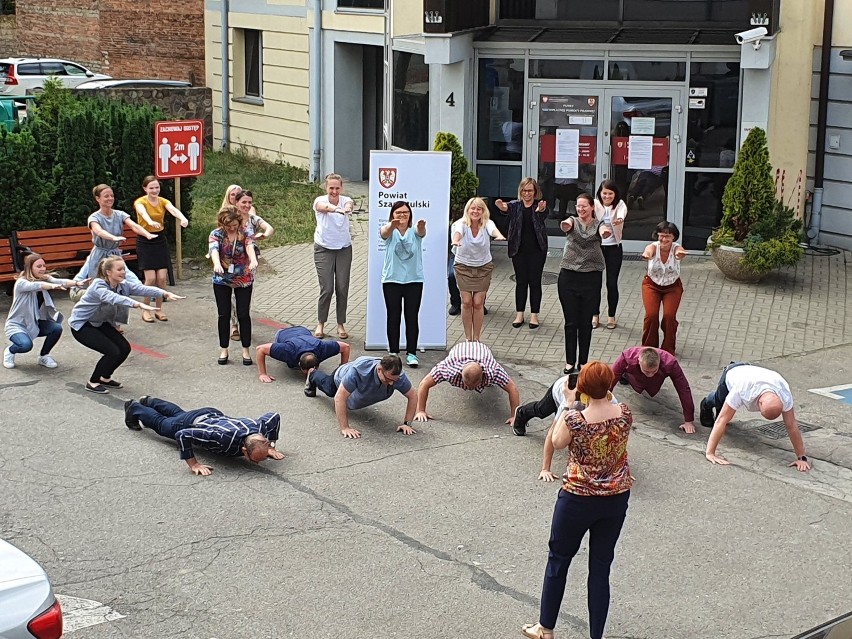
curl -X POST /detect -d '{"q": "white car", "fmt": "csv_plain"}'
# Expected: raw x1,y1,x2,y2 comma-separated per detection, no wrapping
0,57,111,96
0,539,63,638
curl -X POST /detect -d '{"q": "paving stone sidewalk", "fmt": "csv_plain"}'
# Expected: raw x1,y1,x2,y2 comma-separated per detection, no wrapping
253,188,852,372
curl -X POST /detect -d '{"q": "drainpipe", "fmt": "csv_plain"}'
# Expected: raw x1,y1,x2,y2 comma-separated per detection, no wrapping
309,0,322,181
221,0,231,151
808,0,835,243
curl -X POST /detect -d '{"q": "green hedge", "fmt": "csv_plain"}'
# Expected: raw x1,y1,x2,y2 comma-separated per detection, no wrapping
0,79,193,238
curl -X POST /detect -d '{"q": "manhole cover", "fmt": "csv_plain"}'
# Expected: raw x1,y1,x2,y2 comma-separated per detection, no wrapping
510,271,559,285
754,421,819,440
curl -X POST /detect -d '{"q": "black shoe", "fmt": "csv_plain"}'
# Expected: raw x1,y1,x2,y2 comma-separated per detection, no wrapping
512,321,524,328
217,355,229,365
304,370,317,398
139,395,151,407
124,400,141,430
619,374,629,386
86,383,109,394
242,357,253,366
448,304,461,316
484,306,489,316
513,406,530,436
562,365,578,376
99,379,123,388
699,398,715,428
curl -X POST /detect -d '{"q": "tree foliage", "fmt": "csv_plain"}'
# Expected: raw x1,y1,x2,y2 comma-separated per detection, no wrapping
433,132,479,221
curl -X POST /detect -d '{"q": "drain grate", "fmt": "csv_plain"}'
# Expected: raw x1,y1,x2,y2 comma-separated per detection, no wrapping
754,421,820,440
623,254,644,261
510,271,559,285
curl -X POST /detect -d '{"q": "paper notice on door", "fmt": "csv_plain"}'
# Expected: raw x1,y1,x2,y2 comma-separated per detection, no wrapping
630,117,655,135
627,135,653,170
555,128,580,179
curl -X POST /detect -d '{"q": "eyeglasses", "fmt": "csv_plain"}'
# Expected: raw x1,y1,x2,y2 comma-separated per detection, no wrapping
521,189,535,193
378,368,400,384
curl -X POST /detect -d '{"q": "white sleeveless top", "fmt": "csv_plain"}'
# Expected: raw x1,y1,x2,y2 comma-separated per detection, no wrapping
647,241,681,286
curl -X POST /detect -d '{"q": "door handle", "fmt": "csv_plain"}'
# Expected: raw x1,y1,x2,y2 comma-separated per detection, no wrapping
529,130,536,138
673,134,681,143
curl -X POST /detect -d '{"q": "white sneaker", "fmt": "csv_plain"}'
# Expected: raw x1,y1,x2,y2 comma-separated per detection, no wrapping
38,355,58,368
3,347,14,369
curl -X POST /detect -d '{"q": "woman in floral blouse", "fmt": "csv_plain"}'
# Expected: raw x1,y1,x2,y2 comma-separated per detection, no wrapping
209,205,258,366
522,360,633,639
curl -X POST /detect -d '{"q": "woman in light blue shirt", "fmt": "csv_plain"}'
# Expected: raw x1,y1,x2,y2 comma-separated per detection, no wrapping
380,200,426,368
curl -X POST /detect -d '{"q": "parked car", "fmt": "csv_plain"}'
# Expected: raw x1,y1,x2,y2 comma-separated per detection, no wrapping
75,79,191,90
792,611,852,638
0,57,110,96
0,539,63,638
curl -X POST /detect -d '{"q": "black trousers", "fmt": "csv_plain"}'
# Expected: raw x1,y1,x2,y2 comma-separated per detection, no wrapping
557,269,602,367
382,282,423,355
71,322,131,384
512,249,547,313
601,244,623,318
213,284,253,348
516,382,558,425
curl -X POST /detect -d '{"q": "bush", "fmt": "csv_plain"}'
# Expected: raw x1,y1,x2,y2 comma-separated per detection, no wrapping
0,128,53,236
433,132,478,221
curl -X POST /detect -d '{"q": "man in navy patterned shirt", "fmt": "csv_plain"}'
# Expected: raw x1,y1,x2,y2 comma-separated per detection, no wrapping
124,396,284,476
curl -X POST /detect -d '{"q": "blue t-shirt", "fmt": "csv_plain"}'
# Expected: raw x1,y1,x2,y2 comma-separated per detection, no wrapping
269,326,340,368
381,228,424,284
333,356,412,410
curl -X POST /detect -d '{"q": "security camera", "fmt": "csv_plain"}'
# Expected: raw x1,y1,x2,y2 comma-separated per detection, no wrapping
735,27,768,49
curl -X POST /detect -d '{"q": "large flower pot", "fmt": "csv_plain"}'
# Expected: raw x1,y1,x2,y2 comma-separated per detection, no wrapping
710,245,764,283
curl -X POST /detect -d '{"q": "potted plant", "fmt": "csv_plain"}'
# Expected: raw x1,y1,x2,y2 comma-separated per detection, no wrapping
433,132,478,222
708,127,803,283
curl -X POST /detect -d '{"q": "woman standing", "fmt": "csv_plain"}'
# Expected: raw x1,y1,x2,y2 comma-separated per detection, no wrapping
380,200,426,368
209,205,258,365
229,189,273,341
3,253,77,370
522,361,633,639
557,193,611,375
133,176,188,323
312,173,354,339
495,177,549,329
592,180,628,330
70,256,181,394
72,184,157,294
451,197,506,342
641,221,687,355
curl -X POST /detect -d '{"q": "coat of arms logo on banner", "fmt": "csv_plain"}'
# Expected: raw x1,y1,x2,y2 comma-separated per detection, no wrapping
379,168,397,189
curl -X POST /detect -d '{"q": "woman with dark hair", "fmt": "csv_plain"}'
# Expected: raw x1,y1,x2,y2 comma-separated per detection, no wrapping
557,193,611,375
641,221,687,355
592,179,628,330
69,256,182,394
209,205,258,365
3,253,77,370
380,201,426,367
495,177,549,329
522,361,633,639
133,175,188,323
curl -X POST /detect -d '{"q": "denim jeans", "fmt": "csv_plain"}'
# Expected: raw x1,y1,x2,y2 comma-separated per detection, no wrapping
539,489,629,638
129,397,220,439
309,369,340,398
704,362,749,411
8,320,63,356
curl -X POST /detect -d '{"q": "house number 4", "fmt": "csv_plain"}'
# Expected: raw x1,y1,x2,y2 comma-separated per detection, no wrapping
445,92,455,107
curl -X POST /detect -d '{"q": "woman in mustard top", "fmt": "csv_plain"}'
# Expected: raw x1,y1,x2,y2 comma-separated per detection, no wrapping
133,175,188,323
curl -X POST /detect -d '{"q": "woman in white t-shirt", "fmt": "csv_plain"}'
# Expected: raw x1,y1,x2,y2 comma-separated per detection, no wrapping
593,180,628,330
312,173,354,340
641,221,687,355
451,197,506,341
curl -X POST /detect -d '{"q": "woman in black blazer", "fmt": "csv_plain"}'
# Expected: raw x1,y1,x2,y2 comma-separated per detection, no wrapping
496,177,550,329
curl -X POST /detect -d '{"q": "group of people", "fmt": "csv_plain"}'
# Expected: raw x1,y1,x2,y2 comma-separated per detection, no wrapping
1,170,816,639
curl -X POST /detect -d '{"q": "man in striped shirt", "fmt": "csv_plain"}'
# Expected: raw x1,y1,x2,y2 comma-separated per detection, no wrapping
124,396,284,476
414,341,520,425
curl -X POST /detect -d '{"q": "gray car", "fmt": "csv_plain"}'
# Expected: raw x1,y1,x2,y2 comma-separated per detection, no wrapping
0,539,62,638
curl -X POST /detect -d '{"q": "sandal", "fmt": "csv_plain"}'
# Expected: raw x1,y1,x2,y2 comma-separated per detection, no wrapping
606,318,617,329
337,326,349,340
521,623,554,639
591,315,600,329
314,324,325,339
142,310,155,323
155,311,168,321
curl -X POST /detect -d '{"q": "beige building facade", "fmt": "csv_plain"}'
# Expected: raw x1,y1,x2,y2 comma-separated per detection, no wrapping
205,0,851,249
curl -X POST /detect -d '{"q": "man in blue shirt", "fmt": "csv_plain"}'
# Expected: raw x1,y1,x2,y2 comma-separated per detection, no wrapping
304,354,417,439
123,396,284,476
255,323,351,383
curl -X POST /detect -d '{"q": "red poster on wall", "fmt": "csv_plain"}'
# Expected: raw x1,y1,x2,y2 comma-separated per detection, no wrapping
540,133,597,164
611,137,669,167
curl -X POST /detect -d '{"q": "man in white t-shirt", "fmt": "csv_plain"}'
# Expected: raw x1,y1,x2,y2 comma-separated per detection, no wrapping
701,363,810,471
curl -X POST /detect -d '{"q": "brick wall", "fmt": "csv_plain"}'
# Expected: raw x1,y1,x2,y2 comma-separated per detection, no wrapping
0,16,17,55
70,86,214,149
12,1,204,83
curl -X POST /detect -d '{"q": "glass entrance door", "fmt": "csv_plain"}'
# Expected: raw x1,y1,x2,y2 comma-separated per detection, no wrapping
529,86,683,251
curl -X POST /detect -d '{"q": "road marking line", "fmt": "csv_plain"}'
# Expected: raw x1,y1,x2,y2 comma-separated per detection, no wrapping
56,595,125,632
129,343,168,359
808,383,852,405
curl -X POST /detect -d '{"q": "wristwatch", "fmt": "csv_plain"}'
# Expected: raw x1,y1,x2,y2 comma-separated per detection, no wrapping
799,455,808,462
403,420,411,426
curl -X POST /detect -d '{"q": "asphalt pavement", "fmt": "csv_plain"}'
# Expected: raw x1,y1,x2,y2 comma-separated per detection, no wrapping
1,250,851,638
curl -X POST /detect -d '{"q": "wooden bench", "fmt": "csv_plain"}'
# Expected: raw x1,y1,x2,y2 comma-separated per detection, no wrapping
13,226,138,274
1,237,19,293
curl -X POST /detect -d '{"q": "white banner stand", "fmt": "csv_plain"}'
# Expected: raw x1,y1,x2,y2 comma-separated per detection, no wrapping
365,150,451,351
